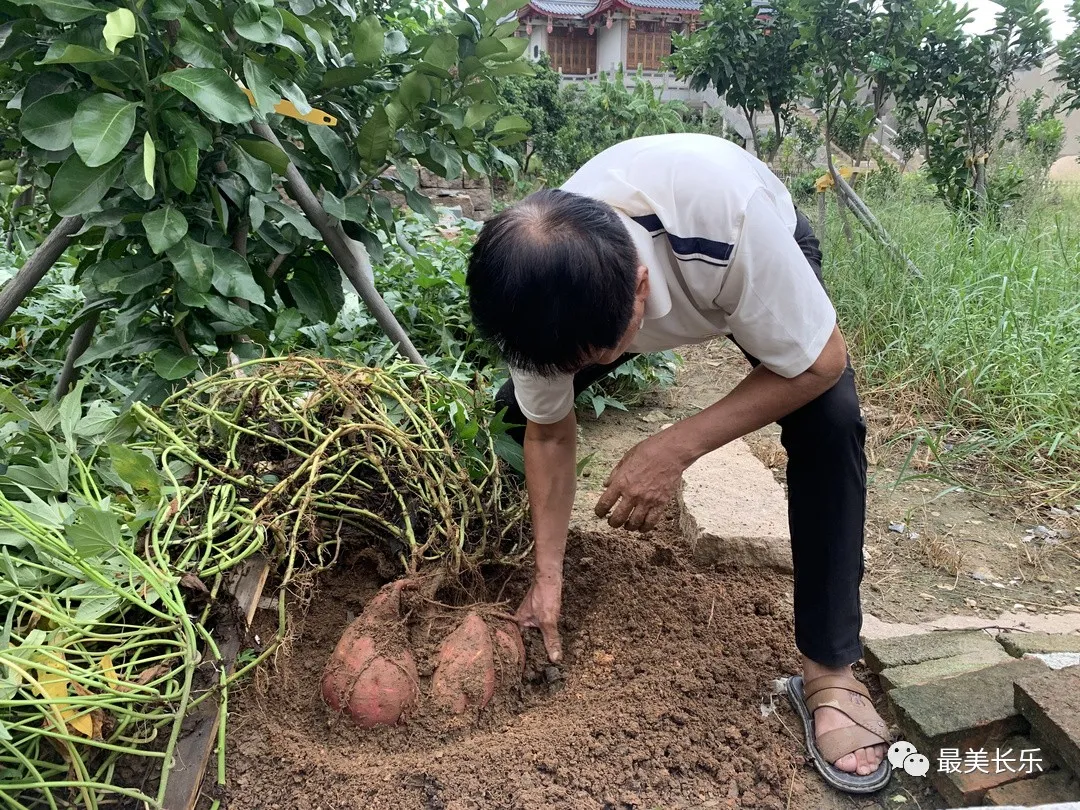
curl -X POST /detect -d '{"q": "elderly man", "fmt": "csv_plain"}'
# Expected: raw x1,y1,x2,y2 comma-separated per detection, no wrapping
465,133,891,794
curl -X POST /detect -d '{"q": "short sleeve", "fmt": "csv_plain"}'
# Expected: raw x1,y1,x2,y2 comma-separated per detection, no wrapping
508,366,575,424
713,190,837,378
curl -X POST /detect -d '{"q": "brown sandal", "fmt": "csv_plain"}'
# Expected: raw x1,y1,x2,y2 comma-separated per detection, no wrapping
786,674,893,794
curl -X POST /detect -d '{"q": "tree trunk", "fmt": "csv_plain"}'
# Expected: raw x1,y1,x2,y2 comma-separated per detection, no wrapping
249,122,425,367
5,155,33,251
55,308,100,399
742,107,760,158
0,216,84,329
974,157,987,210
769,105,784,164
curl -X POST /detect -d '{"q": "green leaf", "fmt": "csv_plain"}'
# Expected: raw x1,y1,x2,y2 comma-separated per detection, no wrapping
143,206,188,254
210,248,265,304
49,154,121,216
72,94,137,167
29,0,101,24
205,295,257,331
307,123,351,178
392,158,418,190
357,106,391,165
352,15,384,64
19,93,78,151
166,140,198,194
142,131,155,189
492,114,530,134
168,238,213,292
491,60,533,77
320,66,371,89
173,17,225,68
115,261,164,294
103,7,135,53
151,0,185,20
249,195,265,229
275,79,311,115
235,136,289,174
287,255,344,323
38,40,114,65
405,188,437,221
463,102,498,129
242,58,277,115
272,308,303,342
124,151,154,200
370,193,393,227
109,445,161,497
161,68,254,125
154,349,198,381
424,32,458,71
229,144,272,192
234,3,283,44
66,507,123,556
159,109,212,150
427,140,462,179
398,71,431,110
322,190,368,222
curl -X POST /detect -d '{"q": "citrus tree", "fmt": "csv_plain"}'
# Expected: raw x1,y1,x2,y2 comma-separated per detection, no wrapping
0,0,532,400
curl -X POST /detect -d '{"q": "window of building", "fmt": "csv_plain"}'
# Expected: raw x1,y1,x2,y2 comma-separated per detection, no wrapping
546,27,597,75
626,22,671,71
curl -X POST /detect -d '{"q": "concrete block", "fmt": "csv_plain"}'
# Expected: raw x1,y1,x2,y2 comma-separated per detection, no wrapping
468,187,493,213
890,659,1047,751
678,438,791,572
984,769,1080,805
1015,666,1080,780
998,632,1080,658
880,646,1012,690
865,630,1000,672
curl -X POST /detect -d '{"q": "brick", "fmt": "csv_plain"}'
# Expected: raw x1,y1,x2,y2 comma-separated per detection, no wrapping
678,439,791,572
864,630,1000,673
890,659,1047,751
880,647,1012,690
468,188,493,213
998,632,1080,658
932,734,1043,807
1015,666,1080,780
984,769,1080,805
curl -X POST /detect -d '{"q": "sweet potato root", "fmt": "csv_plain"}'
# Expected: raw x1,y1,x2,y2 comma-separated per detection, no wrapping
493,621,525,680
431,612,497,714
321,581,418,728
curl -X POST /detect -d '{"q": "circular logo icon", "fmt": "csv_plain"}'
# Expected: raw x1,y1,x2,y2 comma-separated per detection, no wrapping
888,741,917,769
903,753,930,777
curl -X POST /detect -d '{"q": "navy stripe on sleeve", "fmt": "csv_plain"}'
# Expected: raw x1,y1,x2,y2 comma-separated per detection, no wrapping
630,214,734,265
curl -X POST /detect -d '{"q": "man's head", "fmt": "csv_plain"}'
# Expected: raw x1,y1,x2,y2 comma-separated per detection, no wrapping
467,188,649,377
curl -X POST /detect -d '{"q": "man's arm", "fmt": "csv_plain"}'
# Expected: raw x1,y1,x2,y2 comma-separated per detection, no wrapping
596,325,849,532
514,409,577,663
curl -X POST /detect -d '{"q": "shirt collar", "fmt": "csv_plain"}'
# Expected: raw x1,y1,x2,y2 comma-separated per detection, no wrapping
616,210,672,321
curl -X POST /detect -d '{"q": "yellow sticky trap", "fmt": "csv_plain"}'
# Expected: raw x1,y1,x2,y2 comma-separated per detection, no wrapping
241,88,337,127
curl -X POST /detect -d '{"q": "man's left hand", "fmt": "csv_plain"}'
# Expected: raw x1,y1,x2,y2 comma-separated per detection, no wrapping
594,432,688,532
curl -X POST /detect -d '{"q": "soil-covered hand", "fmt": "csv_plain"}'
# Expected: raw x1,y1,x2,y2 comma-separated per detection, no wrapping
594,433,686,533
515,576,563,664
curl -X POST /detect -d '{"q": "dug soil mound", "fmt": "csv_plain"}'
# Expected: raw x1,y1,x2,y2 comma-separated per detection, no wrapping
223,515,819,810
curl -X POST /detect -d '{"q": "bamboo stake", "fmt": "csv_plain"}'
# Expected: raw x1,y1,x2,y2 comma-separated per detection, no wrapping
247,122,425,367
833,171,924,279
0,216,84,329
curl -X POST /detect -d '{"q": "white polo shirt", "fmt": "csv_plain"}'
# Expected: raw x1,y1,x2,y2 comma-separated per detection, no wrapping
509,133,837,425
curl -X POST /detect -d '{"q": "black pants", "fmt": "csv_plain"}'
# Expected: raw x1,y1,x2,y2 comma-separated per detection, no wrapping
494,210,867,668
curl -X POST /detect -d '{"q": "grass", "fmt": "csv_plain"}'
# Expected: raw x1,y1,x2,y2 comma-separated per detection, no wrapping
822,178,1080,503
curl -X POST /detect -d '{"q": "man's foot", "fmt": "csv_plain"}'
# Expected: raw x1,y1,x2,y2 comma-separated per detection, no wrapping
803,656,887,776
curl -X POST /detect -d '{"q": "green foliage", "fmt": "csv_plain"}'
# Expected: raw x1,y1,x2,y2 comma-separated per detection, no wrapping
1058,1,1080,111
0,0,533,397
670,0,804,160
496,52,565,174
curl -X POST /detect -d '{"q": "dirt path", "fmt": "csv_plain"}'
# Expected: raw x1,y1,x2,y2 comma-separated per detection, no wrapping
219,345,1078,810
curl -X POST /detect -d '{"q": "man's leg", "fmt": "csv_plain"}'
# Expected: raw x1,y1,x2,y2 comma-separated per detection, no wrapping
494,354,639,445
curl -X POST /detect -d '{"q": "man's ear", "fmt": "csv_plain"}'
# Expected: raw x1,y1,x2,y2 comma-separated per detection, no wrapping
636,264,650,300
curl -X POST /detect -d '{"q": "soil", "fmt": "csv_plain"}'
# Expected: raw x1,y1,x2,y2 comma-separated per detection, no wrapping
217,339,1079,810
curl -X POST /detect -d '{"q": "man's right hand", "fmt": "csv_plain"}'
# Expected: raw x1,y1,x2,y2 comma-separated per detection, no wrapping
514,575,564,664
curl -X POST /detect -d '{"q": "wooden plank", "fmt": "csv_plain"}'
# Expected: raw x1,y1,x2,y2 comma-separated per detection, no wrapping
163,553,270,810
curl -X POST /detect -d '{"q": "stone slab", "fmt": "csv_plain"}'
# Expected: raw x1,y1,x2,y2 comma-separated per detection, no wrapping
984,770,1080,805
1025,653,1080,670
999,632,1080,658
1015,667,1080,780
933,735,1044,807
678,438,791,572
880,646,1013,690
861,611,1080,642
866,630,1000,672
890,659,1048,750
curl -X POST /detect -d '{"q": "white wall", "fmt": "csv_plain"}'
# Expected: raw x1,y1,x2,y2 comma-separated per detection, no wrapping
527,26,547,61
596,19,626,74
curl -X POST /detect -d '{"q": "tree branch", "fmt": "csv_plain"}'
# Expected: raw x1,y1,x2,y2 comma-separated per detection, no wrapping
55,308,100,399
0,216,84,330
248,122,425,366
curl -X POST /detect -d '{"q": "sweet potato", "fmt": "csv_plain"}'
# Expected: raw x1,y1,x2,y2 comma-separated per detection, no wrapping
430,612,496,714
493,620,525,680
321,581,418,728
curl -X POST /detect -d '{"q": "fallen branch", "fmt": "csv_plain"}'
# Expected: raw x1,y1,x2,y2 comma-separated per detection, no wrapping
248,122,425,367
0,216,84,329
